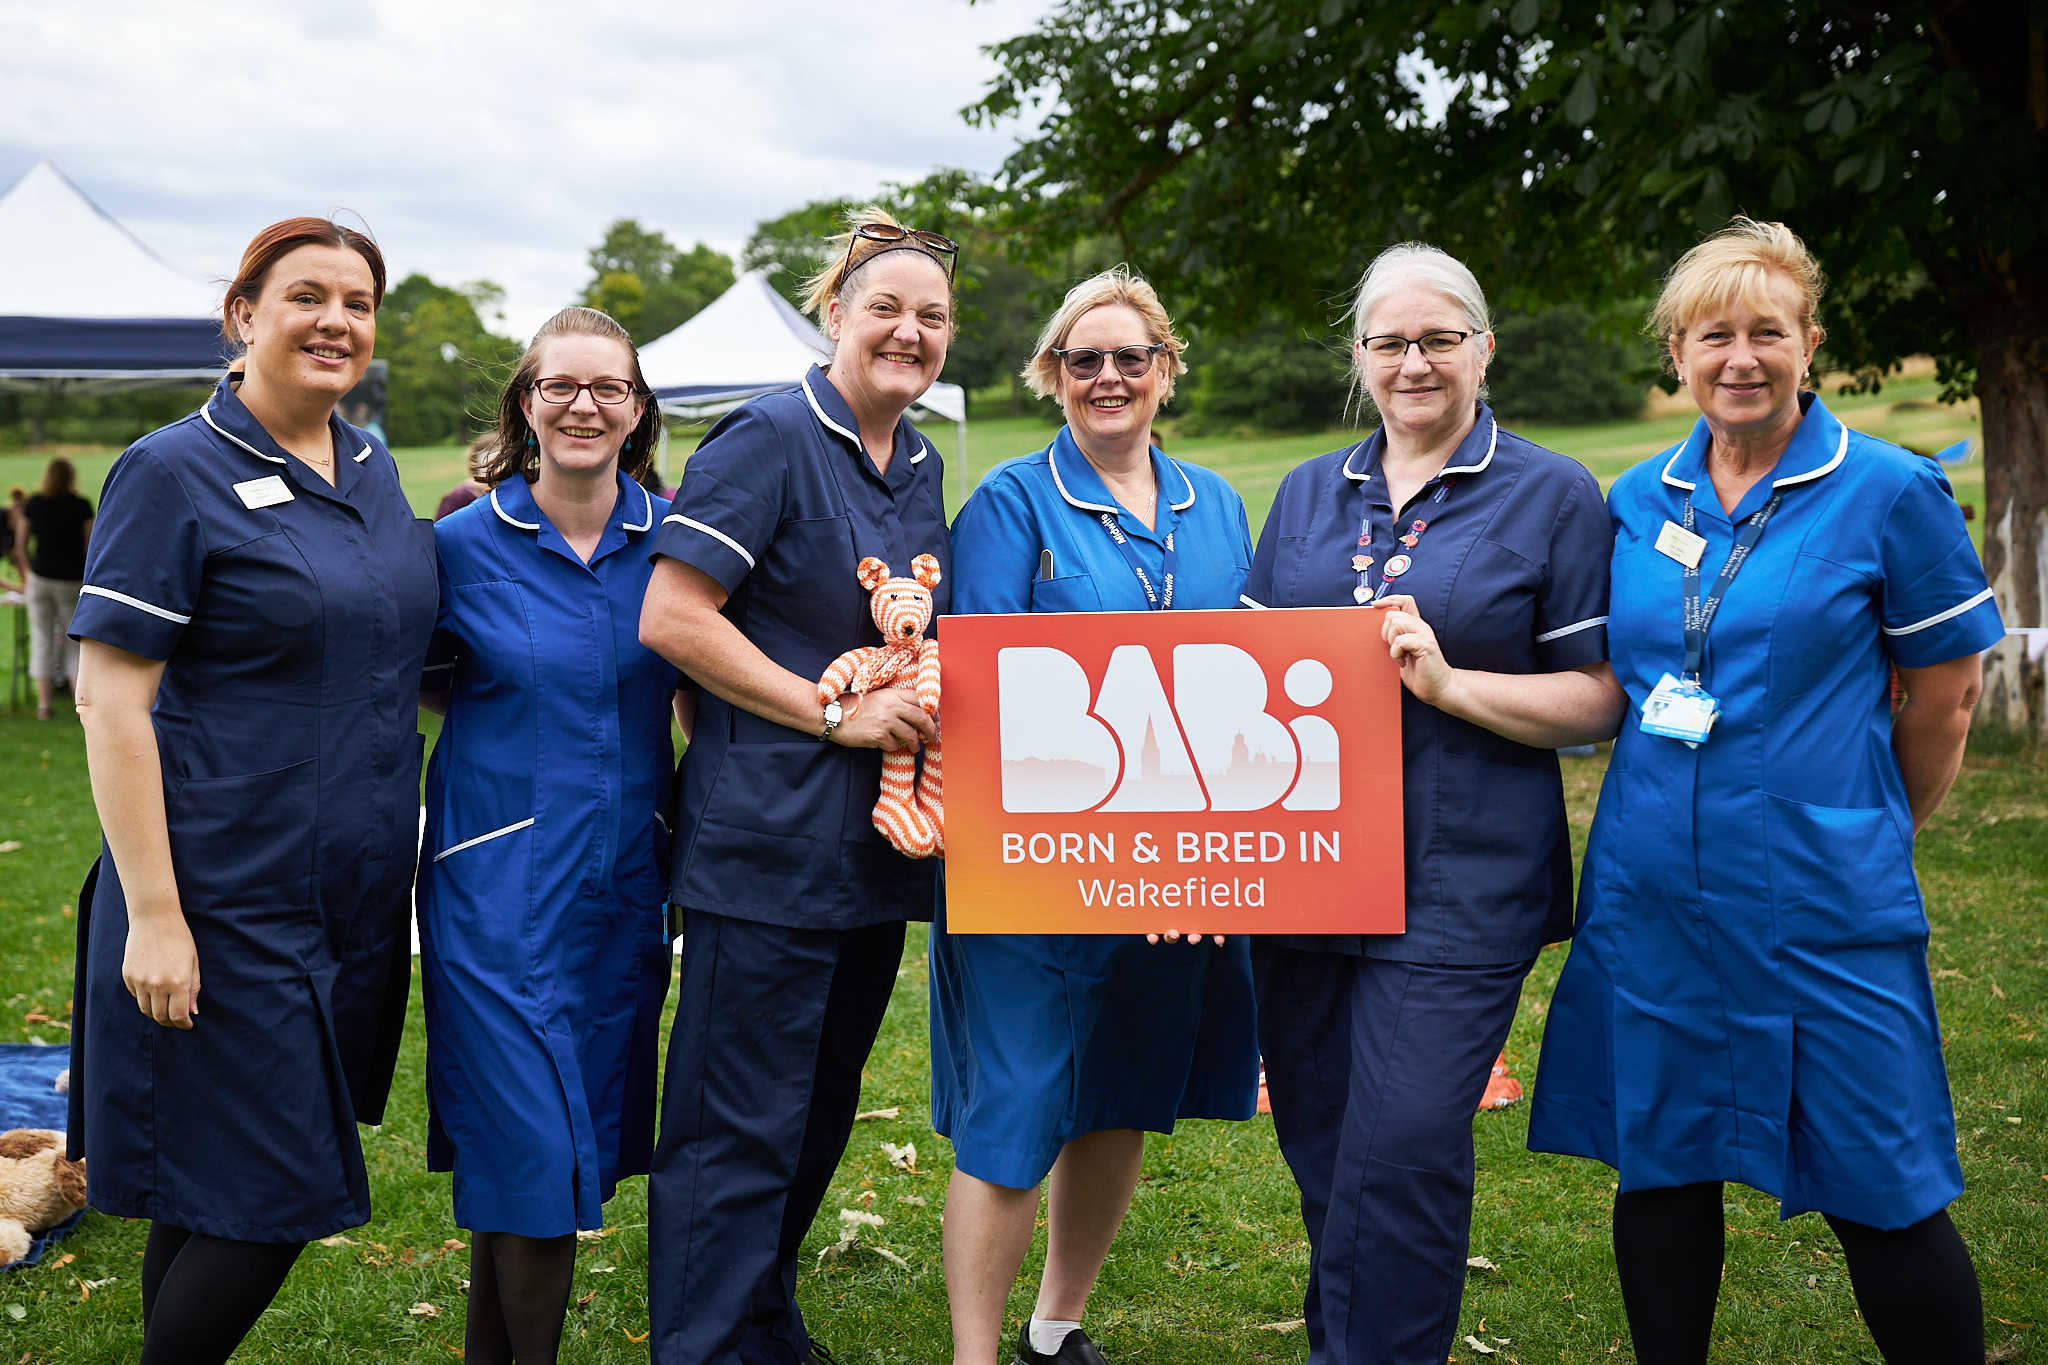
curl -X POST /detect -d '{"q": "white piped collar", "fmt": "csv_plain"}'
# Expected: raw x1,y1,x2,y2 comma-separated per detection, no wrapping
1047,430,1195,516
199,402,287,465
801,369,933,468
490,472,653,536
489,486,540,531
1660,394,1851,495
1341,415,1497,483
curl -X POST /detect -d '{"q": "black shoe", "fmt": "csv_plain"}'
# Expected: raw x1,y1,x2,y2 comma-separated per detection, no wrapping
1015,1321,1110,1365
804,1345,841,1365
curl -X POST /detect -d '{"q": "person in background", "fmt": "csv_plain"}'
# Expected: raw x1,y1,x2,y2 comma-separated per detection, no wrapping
637,207,955,1365
418,306,681,1365
68,217,434,1365
14,457,93,719
1,486,26,593
938,267,1259,1365
1243,242,1625,1365
436,433,494,520
1529,218,2000,1365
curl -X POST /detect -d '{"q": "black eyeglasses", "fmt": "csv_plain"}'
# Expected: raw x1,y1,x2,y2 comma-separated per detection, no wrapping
844,224,960,281
1361,331,1475,362
533,376,638,405
1051,342,1166,381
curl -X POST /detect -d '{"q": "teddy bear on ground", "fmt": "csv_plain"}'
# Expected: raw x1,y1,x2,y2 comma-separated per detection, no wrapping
819,554,944,858
0,1129,86,1266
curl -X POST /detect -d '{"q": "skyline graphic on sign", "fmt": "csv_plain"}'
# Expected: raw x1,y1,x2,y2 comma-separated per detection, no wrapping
997,643,1341,814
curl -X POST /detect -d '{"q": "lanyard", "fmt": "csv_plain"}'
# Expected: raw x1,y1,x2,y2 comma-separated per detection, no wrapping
1680,490,1781,679
1352,474,1455,604
1097,512,1176,610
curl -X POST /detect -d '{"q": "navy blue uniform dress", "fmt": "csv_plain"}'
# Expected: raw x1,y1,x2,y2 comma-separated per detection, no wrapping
418,473,678,1238
66,376,436,1241
645,367,949,1365
1530,394,2004,1229
933,427,1260,1189
1243,405,1612,1365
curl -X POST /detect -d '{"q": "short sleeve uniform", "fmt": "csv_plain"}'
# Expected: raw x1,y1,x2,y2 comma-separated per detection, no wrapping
1529,393,2005,1228
1243,405,1614,961
930,427,1260,1189
649,366,951,927
417,473,679,1237
66,376,437,1241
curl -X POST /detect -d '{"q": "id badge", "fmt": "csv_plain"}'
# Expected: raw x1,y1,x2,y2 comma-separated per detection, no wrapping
1639,672,1720,748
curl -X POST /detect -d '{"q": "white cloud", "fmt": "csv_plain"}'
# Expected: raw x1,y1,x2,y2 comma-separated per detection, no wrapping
0,0,1051,338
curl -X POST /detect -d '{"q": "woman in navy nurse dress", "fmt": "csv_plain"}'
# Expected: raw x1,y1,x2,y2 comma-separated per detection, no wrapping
1529,220,2002,1365
936,269,1258,1365
66,220,435,1365
418,308,680,1365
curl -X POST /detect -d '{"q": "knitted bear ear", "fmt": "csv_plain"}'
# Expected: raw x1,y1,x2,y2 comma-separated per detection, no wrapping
911,553,942,589
856,557,892,592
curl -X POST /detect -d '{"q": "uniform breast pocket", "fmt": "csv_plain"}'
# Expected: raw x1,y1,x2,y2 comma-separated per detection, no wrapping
755,515,864,643
1030,574,1102,614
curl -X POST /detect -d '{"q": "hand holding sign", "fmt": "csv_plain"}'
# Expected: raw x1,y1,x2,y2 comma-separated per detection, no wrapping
1378,593,1456,708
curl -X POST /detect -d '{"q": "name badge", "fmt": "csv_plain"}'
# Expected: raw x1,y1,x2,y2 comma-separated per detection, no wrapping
1640,672,1720,748
233,475,294,510
1654,520,1707,569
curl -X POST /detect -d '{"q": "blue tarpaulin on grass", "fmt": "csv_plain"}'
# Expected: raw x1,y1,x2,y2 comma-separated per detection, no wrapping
0,1043,86,1270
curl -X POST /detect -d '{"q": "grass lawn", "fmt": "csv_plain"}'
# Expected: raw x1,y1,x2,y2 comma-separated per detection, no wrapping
0,388,2034,1362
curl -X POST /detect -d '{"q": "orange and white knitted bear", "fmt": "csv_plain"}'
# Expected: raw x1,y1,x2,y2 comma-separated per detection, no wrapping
819,554,944,858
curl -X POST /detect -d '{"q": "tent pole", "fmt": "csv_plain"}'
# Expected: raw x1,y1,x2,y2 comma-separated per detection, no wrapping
956,418,968,517
657,421,670,490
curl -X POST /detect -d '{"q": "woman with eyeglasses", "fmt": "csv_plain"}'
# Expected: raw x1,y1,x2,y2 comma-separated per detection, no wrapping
416,306,682,1365
937,267,1259,1365
1240,243,1626,1365
638,208,955,1365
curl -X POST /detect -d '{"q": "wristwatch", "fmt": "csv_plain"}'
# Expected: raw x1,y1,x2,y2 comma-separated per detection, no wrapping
820,700,844,743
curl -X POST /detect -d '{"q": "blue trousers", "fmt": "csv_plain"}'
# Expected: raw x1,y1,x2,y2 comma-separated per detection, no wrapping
647,908,905,1365
1252,944,1533,1365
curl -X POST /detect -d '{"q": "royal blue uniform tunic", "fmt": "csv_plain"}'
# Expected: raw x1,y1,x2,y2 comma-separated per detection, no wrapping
1530,393,2005,1229
1243,405,1612,1365
66,375,436,1241
417,472,678,1237
932,427,1260,1189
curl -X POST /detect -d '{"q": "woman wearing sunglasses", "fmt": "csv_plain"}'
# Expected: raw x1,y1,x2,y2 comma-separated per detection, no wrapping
938,267,1259,1365
638,209,956,1365
416,306,682,1365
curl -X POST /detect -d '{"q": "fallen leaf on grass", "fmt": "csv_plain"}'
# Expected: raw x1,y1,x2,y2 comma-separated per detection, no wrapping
575,1289,598,1310
1467,1256,1499,1271
897,1195,928,1207
855,1108,901,1121
0,842,20,855
839,1208,885,1229
1993,981,2007,999
444,1239,466,1251
859,1190,876,1209
588,1266,615,1273
1463,1337,1497,1355
3,1305,22,1321
49,1254,72,1269
408,1302,442,1319
1988,1341,2024,1364
1254,1320,1306,1333
625,1329,650,1344
81,1278,115,1291
881,1141,917,1171
575,1229,607,1241
871,1247,911,1269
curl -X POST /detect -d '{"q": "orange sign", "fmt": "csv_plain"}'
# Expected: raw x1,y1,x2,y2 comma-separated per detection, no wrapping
940,606,1404,934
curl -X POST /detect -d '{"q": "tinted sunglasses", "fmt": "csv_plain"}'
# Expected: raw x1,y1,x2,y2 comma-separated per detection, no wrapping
1051,342,1166,381
844,223,960,281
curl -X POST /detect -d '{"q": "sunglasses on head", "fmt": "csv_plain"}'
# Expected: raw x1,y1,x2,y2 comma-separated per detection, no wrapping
1051,342,1166,381
843,223,960,281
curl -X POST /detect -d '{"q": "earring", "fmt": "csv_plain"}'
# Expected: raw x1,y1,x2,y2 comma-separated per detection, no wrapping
623,438,633,453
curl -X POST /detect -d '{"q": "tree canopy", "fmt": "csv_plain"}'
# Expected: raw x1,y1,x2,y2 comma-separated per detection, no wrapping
376,274,523,447
970,0,2048,726
582,220,735,345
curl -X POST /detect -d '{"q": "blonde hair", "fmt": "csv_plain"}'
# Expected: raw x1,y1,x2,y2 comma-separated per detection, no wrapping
799,205,955,321
1650,217,1827,370
1022,266,1189,407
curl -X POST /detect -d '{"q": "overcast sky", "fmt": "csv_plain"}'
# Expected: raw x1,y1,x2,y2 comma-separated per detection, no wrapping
0,0,1054,339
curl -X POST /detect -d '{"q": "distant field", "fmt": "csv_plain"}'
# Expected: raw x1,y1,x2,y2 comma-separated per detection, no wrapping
0,370,1985,552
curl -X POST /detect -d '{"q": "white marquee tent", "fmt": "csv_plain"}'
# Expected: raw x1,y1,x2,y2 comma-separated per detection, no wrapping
0,160,226,393
638,270,967,499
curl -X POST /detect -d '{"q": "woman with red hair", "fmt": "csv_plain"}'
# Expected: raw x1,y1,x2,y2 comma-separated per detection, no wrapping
69,217,437,1364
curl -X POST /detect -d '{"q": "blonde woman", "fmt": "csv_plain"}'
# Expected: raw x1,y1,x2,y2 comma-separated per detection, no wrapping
639,208,955,1365
1530,219,1999,1365
937,267,1259,1365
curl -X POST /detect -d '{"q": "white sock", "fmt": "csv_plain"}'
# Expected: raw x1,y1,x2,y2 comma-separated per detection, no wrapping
1029,1319,1081,1356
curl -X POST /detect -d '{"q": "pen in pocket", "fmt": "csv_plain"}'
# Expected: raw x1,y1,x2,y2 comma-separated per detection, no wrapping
1039,549,1054,580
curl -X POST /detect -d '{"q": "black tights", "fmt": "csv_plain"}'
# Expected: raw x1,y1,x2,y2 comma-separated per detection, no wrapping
465,1230,577,1365
1612,1182,1983,1365
138,1221,305,1365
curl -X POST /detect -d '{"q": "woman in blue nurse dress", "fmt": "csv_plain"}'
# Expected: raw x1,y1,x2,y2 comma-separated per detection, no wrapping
937,268,1258,1365
418,308,681,1365
1528,220,2002,1365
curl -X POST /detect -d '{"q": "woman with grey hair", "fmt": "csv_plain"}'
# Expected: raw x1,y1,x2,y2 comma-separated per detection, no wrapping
1241,242,1626,1365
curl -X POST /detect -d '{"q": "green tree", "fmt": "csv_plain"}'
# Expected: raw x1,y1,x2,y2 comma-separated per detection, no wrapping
1486,306,1650,425
582,220,735,344
743,199,860,310
972,1,2047,726
377,275,521,447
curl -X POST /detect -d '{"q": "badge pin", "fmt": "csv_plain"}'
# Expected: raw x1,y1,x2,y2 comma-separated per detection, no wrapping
1384,553,1412,578
1410,519,1428,534
1352,555,1373,572
1353,585,1373,604
1400,534,1419,547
